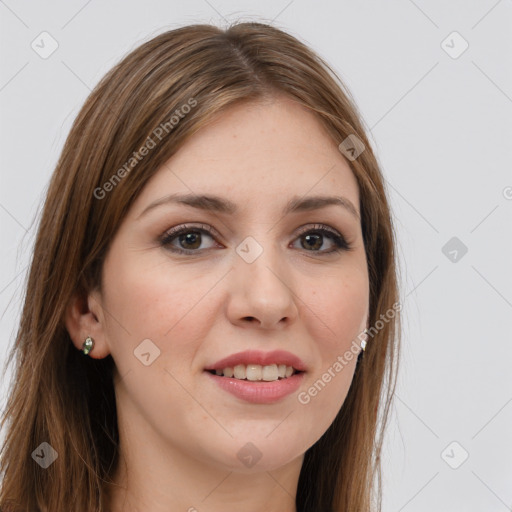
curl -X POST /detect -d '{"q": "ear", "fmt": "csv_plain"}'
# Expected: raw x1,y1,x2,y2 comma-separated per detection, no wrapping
64,287,111,359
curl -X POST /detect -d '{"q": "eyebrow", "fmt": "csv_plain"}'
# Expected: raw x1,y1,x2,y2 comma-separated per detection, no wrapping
137,193,360,220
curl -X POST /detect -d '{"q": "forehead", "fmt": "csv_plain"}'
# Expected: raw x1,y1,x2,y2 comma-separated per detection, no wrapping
131,97,360,218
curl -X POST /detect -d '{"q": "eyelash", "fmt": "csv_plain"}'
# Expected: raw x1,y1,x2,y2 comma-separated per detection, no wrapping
159,223,353,256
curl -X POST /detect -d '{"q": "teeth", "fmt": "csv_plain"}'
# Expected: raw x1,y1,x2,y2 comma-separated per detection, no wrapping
213,364,297,381
234,364,246,379
262,364,278,381
246,364,262,381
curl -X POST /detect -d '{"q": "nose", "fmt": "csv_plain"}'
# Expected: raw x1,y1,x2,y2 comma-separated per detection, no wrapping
225,239,300,329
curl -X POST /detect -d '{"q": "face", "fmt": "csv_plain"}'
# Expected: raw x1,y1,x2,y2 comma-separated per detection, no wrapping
92,95,369,474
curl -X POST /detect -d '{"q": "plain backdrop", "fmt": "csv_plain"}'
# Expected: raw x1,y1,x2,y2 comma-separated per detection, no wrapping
1,1,511,510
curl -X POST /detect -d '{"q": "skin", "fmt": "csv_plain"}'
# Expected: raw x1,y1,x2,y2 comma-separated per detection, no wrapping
66,95,369,512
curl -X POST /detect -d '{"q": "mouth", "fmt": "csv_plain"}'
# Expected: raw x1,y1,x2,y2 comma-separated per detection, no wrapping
206,364,304,382
204,365,306,404
204,350,307,402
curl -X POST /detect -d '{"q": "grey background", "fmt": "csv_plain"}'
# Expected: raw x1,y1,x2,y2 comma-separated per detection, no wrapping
1,1,511,510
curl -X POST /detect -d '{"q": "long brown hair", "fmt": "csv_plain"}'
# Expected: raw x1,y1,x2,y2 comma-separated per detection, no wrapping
0,21,401,511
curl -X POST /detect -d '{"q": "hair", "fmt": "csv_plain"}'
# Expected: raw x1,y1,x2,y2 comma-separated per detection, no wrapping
0,21,401,512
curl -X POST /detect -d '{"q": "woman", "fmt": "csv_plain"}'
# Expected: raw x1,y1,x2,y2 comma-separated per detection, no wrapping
0,21,401,511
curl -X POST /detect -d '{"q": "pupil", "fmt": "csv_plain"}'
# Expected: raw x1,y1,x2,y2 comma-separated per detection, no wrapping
179,232,201,250
303,233,322,250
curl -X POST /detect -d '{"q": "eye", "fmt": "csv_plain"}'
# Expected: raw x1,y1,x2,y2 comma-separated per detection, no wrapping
292,224,352,254
159,223,353,255
159,224,219,254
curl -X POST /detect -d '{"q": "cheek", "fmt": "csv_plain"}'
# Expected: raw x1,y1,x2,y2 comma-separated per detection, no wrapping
301,267,369,354
294,271,368,436
102,257,218,364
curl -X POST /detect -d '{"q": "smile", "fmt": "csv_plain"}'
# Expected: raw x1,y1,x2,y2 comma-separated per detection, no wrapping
207,363,300,381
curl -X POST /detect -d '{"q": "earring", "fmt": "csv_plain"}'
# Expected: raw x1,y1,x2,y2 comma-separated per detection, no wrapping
361,329,368,352
82,336,94,356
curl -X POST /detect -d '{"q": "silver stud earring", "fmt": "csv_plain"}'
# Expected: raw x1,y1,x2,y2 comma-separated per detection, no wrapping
82,336,94,356
361,329,368,352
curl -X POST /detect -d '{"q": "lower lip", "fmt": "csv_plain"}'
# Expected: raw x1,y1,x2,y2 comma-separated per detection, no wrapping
205,371,305,404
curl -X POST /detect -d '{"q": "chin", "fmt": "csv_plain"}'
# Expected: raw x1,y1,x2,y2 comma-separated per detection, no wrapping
217,444,304,474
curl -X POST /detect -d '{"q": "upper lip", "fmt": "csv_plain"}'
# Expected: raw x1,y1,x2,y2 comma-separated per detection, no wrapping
205,350,307,372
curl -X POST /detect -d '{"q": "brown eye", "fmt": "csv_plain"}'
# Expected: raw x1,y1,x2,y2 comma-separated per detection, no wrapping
293,224,352,254
160,224,218,254
160,223,352,256
175,231,203,250
300,232,324,251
